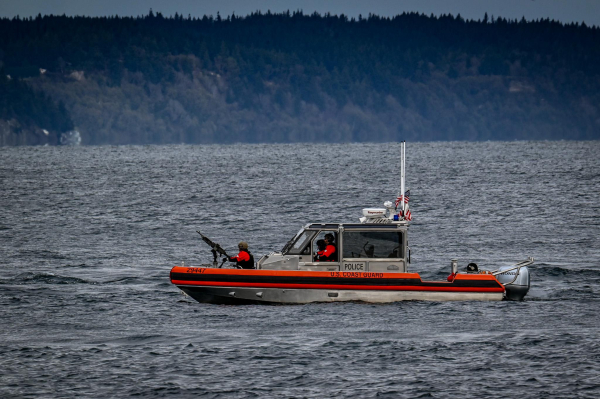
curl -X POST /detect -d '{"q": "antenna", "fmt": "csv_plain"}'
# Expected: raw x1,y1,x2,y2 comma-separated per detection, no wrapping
400,141,405,213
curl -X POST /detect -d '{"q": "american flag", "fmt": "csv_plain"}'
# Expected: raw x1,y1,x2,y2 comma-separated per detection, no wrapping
394,190,410,208
399,206,412,221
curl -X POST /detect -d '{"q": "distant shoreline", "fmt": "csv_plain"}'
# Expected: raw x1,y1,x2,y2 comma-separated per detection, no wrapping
2,12,599,146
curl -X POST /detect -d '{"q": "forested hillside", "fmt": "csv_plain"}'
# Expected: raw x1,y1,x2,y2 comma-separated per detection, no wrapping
1,11,599,145
0,73,73,145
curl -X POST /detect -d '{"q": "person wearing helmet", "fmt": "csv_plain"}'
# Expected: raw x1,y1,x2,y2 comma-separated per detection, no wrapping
466,263,479,273
314,239,326,261
228,241,255,269
318,233,337,262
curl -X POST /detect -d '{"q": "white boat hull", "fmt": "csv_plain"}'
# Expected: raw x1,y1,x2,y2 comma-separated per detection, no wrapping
179,285,504,304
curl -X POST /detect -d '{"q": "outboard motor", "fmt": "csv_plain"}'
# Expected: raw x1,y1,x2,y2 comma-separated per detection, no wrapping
495,264,531,301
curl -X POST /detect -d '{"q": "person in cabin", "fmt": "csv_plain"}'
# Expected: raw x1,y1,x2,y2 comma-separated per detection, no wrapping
314,239,326,261
318,233,337,262
228,241,255,269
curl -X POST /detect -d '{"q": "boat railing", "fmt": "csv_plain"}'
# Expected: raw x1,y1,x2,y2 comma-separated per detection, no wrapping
490,257,534,285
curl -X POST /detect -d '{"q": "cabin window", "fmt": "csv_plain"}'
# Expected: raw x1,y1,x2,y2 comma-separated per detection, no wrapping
285,230,317,255
342,231,403,259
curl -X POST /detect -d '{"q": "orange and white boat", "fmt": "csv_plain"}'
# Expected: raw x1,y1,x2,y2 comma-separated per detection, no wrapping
170,142,533,304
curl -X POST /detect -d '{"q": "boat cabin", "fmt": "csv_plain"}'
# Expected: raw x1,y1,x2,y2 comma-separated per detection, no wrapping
257,222,409,273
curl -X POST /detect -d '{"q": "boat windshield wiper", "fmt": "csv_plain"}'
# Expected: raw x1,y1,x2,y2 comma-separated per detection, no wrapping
281,227,305,254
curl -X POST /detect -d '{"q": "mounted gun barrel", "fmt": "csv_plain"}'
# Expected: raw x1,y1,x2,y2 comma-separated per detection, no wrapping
196,231,230,259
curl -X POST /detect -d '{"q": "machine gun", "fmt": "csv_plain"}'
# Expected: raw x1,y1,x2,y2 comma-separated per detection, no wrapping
197,231,231,268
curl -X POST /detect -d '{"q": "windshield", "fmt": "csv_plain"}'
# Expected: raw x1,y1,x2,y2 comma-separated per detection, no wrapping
281,228,305,253
283,230,317,255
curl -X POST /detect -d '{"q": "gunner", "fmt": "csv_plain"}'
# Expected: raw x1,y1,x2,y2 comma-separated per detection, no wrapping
228,241,255,269
318,233,337,262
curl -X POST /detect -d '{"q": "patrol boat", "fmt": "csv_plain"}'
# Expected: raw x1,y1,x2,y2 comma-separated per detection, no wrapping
170,142,533,304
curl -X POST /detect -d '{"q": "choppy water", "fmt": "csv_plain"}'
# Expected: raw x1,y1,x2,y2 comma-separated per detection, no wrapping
1,141,599,398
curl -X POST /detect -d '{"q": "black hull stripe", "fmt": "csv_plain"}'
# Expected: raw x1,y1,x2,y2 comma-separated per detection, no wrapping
170,273,502,288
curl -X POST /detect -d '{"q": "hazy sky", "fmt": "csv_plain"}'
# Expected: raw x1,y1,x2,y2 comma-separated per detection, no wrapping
1,0,599,27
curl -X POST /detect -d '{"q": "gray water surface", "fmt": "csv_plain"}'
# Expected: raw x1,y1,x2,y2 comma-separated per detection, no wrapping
1,141,599,398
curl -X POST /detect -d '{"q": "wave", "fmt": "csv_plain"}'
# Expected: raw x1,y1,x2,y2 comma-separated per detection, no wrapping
101,276,142,284
0,272,93,285
14,249,71,260
0,273,161,286
531,265,600,279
